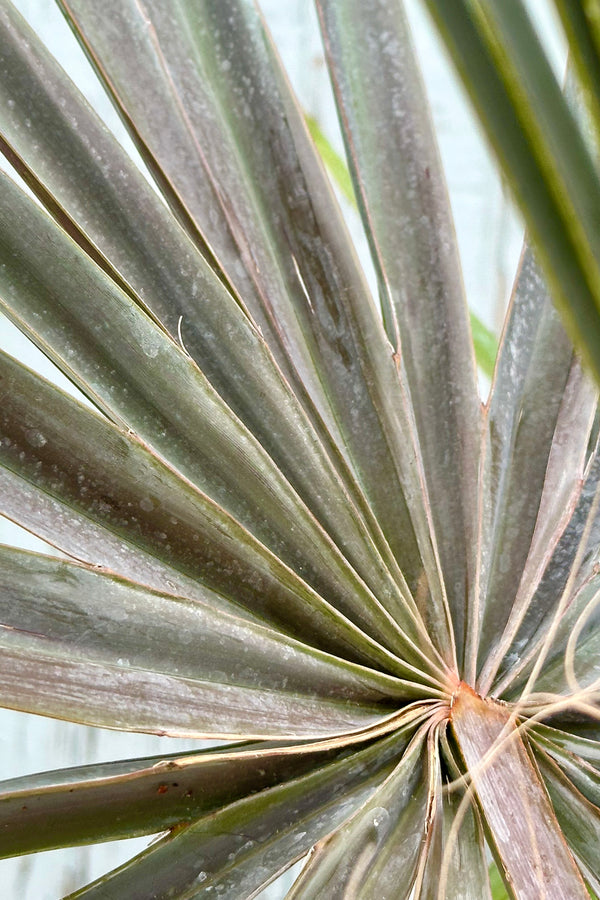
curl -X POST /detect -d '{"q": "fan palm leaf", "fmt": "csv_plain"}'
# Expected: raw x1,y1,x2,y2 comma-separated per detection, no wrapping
0,0,599,897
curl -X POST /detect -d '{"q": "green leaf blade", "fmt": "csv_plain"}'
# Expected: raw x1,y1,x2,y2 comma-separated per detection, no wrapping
317,0,482,669
0,730,424,857
0,171,438,665
287,727,430,899
64,728,415,899
56,0,454,656
477,244,597,691
1,350,441,684
0,1,425,639
470,312,498,381
424,0,600,384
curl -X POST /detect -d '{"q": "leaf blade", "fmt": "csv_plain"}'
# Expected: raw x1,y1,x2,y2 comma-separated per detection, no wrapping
0,716,426,857
56,0,454,652
535,746,600,895
0,544,415,709
317,0,484,669
0,350,442,683
64,727,416,899
423,0,600,383
0,171,435,664
287,725,432,899
477,244,596,690
0,1,422,633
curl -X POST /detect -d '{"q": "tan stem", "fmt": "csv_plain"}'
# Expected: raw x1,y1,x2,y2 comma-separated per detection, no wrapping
451,683,587,900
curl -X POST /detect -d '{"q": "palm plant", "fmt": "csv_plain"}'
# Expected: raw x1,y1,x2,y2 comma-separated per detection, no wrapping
1,0,600,897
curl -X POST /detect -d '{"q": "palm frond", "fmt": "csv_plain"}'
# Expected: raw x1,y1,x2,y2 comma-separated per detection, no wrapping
1,0,600,897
